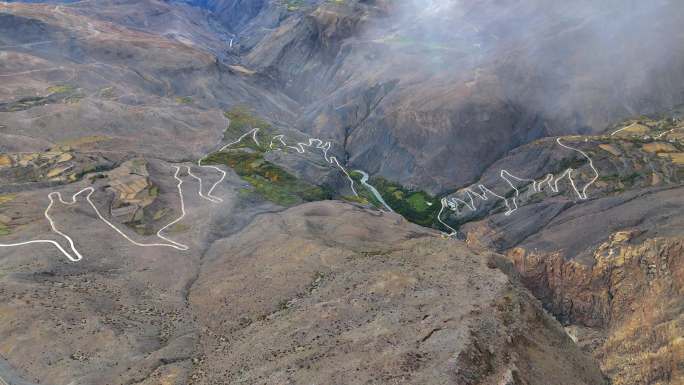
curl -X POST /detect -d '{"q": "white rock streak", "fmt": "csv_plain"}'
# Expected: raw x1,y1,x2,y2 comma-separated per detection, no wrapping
437,198,458,237
0,167,193,262
354,170,393,212
3,128,594,257
444,137,599,218
187,164,225,203
219,127,260,151
268,131,358,196
0,124,362,262
655,128,676,139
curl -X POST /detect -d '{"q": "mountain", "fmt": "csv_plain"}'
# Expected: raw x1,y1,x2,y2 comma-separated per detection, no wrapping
194,0,684,192
0,1,683,384
452,114,684,385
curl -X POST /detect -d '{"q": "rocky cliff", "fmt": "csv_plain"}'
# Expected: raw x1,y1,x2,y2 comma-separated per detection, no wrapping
506,234,683,385
1,1,684,384
456,116,684,384
0,196,608,385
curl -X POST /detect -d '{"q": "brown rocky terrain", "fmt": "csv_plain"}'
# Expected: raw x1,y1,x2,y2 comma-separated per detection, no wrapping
456,117,684,384
506,233,683,385
213,0,684,192
1,1,684,384
5,0,684,191
0,189,609,384
186,202,606,385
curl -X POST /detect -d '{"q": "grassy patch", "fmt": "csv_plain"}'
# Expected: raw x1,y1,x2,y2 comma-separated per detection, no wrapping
0,222,10,236
598,171,646,194
225,107,271,137
349,171,384,208
74,164,116,181
281,0,304,11
176,96,193,104
0,194,16,205
1,85,81,112
153,208,168,221
620,172,641,187
347,172,451,228
204,150,332,207
1,96,50,112
47,84,76,95
170,223,189,233
222,107,275,153
370,177,441,227
341,194,369,205
555,155,587,173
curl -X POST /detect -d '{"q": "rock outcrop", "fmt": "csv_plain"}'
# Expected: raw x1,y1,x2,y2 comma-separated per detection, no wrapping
0,197,607,385
456,115,684,384
506,233,683,385
187,201,606,385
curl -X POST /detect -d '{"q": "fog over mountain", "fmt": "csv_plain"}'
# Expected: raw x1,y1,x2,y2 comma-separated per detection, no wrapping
1,1,683,384
172,0,684,191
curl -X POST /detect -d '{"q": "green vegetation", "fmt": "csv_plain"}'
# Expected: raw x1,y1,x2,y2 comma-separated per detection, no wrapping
1,96,51,112
75,164,116,182
599,171,644,193
204,151,332,207
349,171,384,208
0,194,15,236
222,106,275,152
341,194,370,205
176,96,193,104
281,0,304,11
215,107,335,206
0,195,15,205
1,85,82,112
149,185,159,197
153,208,168,221
370,177,441,227
621,172,641,186
0,222,10,236
225,107,271,137
348,172,461,230
46,84,76,95
554,155,588,174
605,112,684,141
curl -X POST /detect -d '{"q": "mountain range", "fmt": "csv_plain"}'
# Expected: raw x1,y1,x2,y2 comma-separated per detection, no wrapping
0,1,683,384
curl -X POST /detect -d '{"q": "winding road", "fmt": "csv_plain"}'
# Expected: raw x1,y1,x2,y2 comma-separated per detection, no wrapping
439,137,600,226
354,170,393,212
0,125,368,262
0,166,194,262
269,132,359,197
0,129,601,260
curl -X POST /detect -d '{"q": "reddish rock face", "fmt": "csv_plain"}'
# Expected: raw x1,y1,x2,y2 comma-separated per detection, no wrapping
1,1,683,384
503,234,684,385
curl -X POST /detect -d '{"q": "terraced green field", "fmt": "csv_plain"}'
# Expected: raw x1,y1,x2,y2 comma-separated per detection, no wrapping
204,151,332,207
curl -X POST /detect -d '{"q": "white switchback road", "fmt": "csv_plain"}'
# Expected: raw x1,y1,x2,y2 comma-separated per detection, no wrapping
354,170,393,212
0,166,195,262
1,129,599,260
443,137,599,219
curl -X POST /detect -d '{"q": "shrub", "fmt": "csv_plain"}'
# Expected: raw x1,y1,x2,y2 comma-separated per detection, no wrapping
204,150,331,207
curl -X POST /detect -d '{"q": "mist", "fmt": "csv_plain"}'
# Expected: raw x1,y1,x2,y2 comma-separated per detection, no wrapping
357,0,684,133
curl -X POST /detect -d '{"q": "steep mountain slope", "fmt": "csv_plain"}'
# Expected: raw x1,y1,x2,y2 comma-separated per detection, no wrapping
0,0,296,158
209,0,684,192
0,190,608,384
452,115,684,384
4,0,684,193
1,1,684,384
